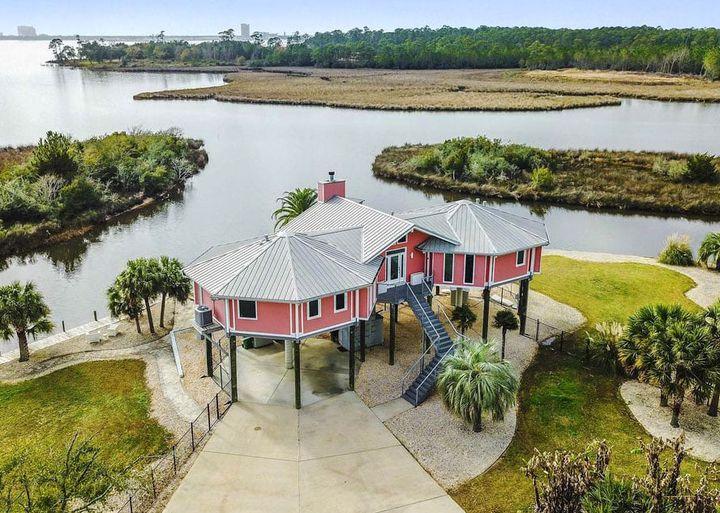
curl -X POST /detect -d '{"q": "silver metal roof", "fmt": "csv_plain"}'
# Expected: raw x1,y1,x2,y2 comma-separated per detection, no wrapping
184,232,380,302
283,196,413,264
397,200,549,255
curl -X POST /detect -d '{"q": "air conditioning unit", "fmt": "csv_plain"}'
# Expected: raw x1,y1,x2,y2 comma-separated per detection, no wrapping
195,305,213,327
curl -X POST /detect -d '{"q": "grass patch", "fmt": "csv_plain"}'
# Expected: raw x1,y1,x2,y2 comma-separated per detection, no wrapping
0,360,171,468
532,256,700,325
450,256,702,512
373,143,720,215
135,68,720,112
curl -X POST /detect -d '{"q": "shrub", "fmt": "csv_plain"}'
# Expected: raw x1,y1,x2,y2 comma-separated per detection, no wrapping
686,153,718,183
652,157,688,181
581,475,649,513
409,149,440,173
585,321,625,375
704,47,720,81
467,153,518,182
498,144,552,172
658,234,695,266
139,165,174,196
530,167,554,190
58,176,103,217
28,132,79,178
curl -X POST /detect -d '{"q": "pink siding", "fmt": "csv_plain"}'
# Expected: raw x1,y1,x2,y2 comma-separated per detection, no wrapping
493,251,532,284
196,285,226,325
318,180,346,202
193,282,200,305
378,230,429,283
234,300,292,337
533,247,543,273
301,294,352,334
431,253,488,288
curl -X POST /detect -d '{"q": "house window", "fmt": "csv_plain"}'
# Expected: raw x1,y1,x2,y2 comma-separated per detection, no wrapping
443,253,454,283
396,234,407,244
237,300,257,319
516,250,526,266
464,255,475,284
307,299,321,319
334,293,347,312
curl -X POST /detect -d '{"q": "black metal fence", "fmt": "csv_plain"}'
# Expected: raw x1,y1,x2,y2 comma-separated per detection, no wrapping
115,391,231,513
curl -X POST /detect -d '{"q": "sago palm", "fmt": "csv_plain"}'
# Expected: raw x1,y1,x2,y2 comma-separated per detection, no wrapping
272,188,317,230
157,256,192,328
0,281,54,362
698,232,720,270
437,339,519,432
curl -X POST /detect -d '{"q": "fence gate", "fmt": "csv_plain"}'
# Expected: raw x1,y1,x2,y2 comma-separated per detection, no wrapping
209,334,232,397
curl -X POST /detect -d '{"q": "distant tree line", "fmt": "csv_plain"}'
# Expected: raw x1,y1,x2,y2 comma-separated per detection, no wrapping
63,26,720,78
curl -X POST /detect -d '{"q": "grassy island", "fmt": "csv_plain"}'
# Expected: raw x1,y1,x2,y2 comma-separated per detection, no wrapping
0,130,208,258
373,136,720,215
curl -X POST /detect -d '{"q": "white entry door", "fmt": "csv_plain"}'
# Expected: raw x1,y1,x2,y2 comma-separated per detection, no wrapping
386,250,406,283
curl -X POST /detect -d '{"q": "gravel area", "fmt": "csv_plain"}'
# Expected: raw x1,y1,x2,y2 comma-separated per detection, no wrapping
357,290,585,489
621,381,720,462
546,249,720,308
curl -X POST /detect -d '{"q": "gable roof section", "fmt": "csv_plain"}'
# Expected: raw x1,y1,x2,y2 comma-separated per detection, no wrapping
283,196,413,263
396,200,549,255
184,232,380,302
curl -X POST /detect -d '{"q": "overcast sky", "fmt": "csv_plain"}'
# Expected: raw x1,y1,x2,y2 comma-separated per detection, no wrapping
3,0,719,36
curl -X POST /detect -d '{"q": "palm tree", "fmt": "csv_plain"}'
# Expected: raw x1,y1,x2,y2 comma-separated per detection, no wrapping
107,279,143,334
157,256,192,328
493,310,519,359
272,188,317,230
123,258,161,334
702,301,720,416
0,282,54,362
698,232,720,270
437,339,519,432
451,304,477,335
619,304,693,407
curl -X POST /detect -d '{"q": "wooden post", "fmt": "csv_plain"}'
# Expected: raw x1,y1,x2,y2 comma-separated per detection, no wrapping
294,342,301,409
359,320,366,362
349,327,355,391
229,335,238,403
205,335,213,377
482,288,490,340
389,304,396,366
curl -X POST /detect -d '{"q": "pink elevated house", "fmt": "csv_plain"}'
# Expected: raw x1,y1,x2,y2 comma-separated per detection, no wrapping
185,173,549,407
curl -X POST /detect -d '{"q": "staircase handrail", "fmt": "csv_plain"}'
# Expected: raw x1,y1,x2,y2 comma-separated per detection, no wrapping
420,280,473,342
400,282,444,394
413,338,459,405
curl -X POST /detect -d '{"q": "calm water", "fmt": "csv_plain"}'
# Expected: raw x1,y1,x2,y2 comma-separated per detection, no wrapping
2,40,720,344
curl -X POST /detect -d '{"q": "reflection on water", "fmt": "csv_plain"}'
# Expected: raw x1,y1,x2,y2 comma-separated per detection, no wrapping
2,40,720,347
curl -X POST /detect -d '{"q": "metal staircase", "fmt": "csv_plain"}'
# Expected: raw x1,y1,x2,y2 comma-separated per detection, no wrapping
400,282,456,406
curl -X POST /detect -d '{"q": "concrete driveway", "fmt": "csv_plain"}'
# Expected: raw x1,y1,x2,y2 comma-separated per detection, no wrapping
162,392,463,513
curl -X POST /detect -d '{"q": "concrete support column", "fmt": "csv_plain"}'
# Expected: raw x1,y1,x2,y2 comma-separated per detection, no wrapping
284,340,294,369
518,278,530,335
389,304,396,366
205,334,213,377
229,335,238,403
349,326,355,391
482,288,490,341
359,320,366,362
294,342,301,409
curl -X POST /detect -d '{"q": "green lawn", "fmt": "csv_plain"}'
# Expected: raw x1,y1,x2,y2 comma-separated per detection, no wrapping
0,360,172,468
450,255,702,513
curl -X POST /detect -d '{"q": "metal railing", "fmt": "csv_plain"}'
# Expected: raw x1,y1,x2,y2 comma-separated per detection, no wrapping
114,390,231,513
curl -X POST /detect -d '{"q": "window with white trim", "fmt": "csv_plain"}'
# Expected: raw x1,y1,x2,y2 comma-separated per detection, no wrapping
464,255,475,284
443,253,454,282
237,300,257,319
307,299,321,319
334,293,347,312
396,234,407,244
516,250,526,266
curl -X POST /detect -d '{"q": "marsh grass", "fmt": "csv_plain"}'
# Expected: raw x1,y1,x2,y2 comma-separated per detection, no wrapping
373,144,720,215
135,68,720,111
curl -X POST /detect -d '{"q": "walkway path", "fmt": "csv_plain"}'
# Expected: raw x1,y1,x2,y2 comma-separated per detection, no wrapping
162,392,463,513
546,249,720,308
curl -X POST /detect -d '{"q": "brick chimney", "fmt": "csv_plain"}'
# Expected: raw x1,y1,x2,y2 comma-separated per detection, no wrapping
318,171,346,202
